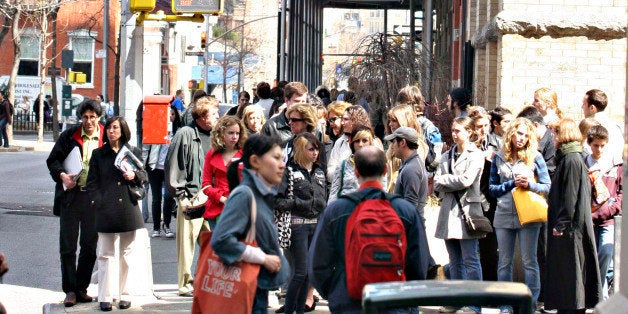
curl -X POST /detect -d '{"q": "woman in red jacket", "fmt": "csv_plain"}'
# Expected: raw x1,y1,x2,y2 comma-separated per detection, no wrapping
202,116,247,229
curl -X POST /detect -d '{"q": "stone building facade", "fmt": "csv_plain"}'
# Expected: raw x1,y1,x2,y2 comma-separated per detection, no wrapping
468,0,626,121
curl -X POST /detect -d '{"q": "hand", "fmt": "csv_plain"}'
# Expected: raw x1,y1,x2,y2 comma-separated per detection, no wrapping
0,252,8,276
60,172,77,189
123,171,136,181
514,175,529,189
262,255,281,273
552,228,563,236
219,196,227,204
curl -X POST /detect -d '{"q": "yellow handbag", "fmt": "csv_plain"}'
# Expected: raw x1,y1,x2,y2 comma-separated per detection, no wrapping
512,187,548,225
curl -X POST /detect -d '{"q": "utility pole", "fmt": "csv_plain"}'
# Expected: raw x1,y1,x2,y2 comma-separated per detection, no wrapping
102,0,108,101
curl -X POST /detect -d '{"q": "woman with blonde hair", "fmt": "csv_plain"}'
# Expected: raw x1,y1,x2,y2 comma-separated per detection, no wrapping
242,104,266,135
201,115,247,229
275,132,327,313
385,104,428,192
545,118,601,313
532,87,563,125
283,103,319,163
489,117,551,313
326,101,352,144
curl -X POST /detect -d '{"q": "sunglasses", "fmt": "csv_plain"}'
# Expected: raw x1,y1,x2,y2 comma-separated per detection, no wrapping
288,118,305,123
328,117,339,123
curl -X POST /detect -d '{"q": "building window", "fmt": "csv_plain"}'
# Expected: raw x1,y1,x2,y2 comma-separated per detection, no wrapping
18,33,40,76
69,30,95,85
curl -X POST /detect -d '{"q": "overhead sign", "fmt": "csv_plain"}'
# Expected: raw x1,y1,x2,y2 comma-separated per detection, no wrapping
172,0,222,14
393,24,423,35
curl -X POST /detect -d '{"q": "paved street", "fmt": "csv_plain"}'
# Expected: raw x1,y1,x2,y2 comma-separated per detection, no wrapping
0,136,457,313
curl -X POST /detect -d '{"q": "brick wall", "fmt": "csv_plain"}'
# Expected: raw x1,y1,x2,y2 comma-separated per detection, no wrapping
470,0,626,123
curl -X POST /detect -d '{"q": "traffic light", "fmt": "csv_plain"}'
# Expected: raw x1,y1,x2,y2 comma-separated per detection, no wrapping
200,32,206,49
320,53,324,64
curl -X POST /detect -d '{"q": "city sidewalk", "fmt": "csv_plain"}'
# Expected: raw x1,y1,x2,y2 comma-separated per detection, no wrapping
0,132,55,152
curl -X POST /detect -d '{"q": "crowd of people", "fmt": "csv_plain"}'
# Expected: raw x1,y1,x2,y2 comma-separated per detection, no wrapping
46,82,622,314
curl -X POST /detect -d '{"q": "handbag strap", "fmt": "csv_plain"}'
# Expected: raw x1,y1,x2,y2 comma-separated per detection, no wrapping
448,148,466,218
233,185,257,243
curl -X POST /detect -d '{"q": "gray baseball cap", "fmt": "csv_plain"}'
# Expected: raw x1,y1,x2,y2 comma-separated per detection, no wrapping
384,126,419,144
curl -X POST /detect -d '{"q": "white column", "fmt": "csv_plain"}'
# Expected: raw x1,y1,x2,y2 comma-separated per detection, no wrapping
119,0,143,146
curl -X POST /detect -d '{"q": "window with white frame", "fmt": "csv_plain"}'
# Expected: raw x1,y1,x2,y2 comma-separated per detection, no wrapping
18,33,40,76
69,30,96,85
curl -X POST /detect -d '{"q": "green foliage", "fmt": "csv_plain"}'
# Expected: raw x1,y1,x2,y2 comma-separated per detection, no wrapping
212,25,239,43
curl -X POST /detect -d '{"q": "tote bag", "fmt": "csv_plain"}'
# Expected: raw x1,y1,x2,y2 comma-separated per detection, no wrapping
512,187,548,225
192,186,260,314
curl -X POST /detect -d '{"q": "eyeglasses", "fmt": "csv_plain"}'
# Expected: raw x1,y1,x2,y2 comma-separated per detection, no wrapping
81,115,99,121
288,118,305,123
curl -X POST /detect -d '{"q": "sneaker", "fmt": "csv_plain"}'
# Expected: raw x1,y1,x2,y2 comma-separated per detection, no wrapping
150,230,160,238
499,309,513,314
164,228,175,238
456,307,480,314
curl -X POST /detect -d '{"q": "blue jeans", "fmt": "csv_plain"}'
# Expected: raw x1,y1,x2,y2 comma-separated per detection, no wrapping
594,224,614,300
252,288,268,314
0,117,8,147
496,227,541,308
284,223,316,313
445,239,482,313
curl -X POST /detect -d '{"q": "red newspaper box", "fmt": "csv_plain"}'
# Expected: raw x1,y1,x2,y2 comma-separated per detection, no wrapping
142,95,173,144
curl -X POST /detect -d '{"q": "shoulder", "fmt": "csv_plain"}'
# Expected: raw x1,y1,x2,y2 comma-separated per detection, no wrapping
390,197,419,217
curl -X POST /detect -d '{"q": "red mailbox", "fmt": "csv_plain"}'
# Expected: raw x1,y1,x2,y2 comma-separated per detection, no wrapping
142,95,173,144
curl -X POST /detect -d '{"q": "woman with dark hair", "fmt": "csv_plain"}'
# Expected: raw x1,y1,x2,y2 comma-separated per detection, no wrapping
87,116,148,311
201,115,247,229
226,91,251,118
211,135,290,313
275,132,327,313
545,118,601,314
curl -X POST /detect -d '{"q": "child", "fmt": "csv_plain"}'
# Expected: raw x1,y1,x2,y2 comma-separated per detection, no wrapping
585,125,623,300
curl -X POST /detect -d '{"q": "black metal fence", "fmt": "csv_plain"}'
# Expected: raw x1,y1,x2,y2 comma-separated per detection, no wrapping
12,112,53,132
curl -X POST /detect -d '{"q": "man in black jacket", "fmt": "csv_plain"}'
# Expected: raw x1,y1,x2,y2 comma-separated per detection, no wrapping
46,100,104,307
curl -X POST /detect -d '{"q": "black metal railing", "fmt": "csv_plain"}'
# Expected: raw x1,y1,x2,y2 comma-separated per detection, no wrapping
12,112,53,132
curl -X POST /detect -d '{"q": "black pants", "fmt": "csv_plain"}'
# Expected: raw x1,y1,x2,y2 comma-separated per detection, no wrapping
59,190,97,294
147,168,175,231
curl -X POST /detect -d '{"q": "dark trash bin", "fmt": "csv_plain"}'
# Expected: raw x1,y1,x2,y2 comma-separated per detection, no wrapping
362,280,533,314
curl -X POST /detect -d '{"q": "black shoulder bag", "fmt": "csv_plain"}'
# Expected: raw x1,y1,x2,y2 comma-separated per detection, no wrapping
448,149,493,236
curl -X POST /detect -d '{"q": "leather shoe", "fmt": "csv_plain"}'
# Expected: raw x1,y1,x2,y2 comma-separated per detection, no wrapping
64,292,76,307
76,291,94,303
179,291,194,297
118,300,131,310
100,302,112,311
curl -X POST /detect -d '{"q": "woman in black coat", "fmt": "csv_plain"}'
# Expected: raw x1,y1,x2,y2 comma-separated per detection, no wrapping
545,118,601,313
87,116,148,312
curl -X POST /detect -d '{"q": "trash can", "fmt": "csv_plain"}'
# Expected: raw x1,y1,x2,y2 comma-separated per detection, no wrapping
362,280,534,314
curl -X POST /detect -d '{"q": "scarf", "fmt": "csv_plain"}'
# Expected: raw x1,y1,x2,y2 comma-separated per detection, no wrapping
556,141,583,161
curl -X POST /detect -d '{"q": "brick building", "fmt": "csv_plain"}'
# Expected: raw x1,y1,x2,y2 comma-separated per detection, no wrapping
462,0,626,120
0,1,120,103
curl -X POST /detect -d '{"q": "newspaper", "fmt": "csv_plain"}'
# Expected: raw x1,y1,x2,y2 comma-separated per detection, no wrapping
114,145,144,173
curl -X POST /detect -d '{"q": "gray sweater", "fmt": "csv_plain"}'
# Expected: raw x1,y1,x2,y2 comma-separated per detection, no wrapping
165,123,211,198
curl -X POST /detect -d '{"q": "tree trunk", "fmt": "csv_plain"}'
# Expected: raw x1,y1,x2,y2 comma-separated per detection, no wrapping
222,36,227,101
8,7,22,145
37,11,50,143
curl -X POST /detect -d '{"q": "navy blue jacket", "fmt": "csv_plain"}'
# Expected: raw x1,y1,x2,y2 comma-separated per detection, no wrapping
308,184,431,313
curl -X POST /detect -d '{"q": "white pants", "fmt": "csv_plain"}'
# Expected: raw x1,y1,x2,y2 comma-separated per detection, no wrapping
97,230,137,302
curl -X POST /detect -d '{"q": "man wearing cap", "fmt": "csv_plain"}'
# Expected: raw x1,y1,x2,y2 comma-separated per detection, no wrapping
386,126,429,223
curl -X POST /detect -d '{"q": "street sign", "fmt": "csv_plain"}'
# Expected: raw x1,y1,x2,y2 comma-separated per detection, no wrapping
185,51,204,56
172,0,222,14
47,67,61,76
393,24,423,35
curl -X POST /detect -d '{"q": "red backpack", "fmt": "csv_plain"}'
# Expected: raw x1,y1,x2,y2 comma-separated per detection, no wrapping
342,191,407,300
